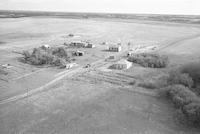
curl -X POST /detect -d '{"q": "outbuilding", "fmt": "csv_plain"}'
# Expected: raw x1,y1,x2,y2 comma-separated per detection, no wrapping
87,43,95,48
127,51,135,57
109,45,122,52
109,55,115,59
70,41,88,48
109,59,132,70
41,44,50,49
73,50,84,56
65,63,78,69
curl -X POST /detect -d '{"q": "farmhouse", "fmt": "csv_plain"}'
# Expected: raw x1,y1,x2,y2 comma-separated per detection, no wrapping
109,45,122,52
109,59,132,70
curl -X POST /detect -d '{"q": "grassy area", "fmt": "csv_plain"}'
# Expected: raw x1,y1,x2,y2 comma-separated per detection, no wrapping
1,10,200,24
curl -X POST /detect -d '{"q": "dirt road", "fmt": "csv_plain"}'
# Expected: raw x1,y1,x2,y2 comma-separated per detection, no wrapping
157,33,200,52
0,57,109,105
0,66,85,105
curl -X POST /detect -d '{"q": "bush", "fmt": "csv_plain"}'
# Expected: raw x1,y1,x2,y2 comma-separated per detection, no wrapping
128,53,169,68
182,102,200,123
160,84,200,124
156,65,200,124
22,50,31,60
138,81,156,89
27,57,41,65
139,75,169,90
181,63,200,87
51,57,66,67
51,47,70,60
22,46,70,67
129,80,136,85
167,70,194,88
167,85,197,107
30,48,54,65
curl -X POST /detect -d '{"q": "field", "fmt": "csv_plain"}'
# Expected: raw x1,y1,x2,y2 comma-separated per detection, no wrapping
1,12,200,134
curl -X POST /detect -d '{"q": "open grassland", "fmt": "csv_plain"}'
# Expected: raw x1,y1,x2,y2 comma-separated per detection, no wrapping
1,10,200,24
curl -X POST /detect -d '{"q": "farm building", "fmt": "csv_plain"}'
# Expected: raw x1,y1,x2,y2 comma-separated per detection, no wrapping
87,43,95,48
102,42,108,45
109,59,132,70
68,33,74,37
127,51,135,57
109,55,115,59
65,63,78,69
70,41,88,48
1,64,12,69
73,50,84,56
109,45,122,52
41,44,50,49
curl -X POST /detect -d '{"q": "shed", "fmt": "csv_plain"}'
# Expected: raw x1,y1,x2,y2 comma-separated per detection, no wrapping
68,33,74,37
102,42,108,45
42,44,50,49
127,51,135,57
73,50,84,56
109,59,132,70
77,51,84,56
65,63,78,69
87,43,95,48
109,55,115,59
109,45,122,52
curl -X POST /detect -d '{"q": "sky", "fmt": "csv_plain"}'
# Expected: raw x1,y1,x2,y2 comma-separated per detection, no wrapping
0,0,200,15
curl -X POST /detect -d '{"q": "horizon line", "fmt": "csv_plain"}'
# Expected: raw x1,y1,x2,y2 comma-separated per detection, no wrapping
1,9,200,16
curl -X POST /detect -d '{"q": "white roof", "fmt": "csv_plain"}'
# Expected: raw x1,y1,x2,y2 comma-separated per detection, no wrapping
77,50,84,53
109,45,121,48
71,41,87,44
43,44,50,47
116,59,131,65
